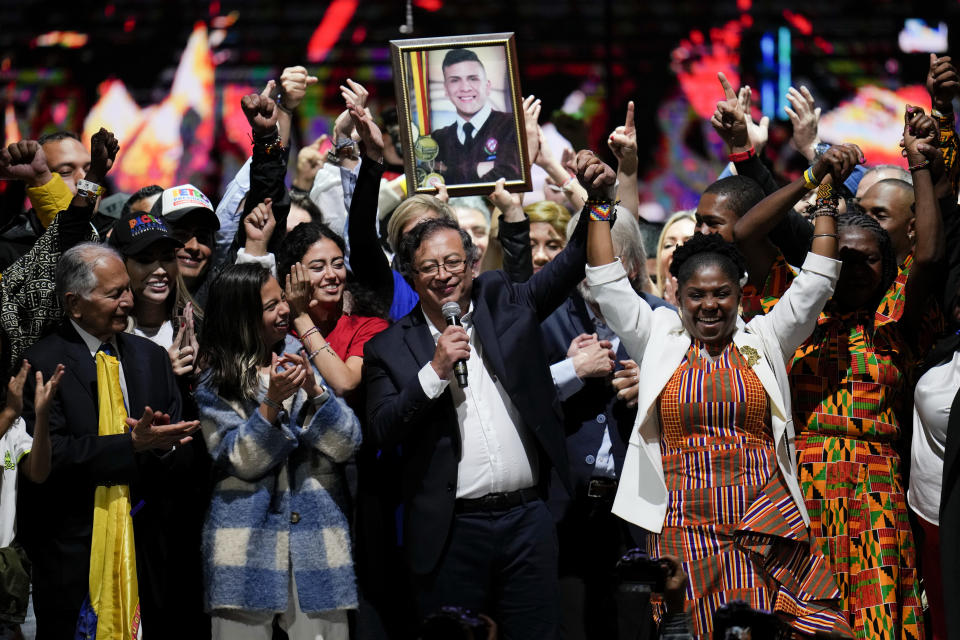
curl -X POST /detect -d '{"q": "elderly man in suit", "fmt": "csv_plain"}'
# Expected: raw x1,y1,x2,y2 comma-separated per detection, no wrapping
363,151,615,638
18,242,200,639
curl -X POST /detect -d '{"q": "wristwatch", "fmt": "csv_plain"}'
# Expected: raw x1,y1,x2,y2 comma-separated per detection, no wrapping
312,385,331,408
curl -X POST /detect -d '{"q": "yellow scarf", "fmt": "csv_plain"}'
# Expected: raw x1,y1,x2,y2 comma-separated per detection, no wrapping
89,347,141,639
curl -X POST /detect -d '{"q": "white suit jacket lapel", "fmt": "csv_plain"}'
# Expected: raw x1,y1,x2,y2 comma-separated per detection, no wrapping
732,329,787,421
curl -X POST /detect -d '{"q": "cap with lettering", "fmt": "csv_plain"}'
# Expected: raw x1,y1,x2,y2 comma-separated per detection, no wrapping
109,210,183,257
152,184,219,230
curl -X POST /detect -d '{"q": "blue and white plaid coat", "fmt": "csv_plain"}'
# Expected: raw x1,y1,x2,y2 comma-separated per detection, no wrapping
196,336,362,614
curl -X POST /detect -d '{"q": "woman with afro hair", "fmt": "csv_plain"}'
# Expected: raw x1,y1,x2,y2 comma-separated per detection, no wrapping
583,175,853,637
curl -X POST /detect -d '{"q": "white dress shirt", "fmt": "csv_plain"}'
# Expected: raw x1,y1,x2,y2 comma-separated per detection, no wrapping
454,102,492,145
416,304,538,498
71,320,129,412
908,349,960,525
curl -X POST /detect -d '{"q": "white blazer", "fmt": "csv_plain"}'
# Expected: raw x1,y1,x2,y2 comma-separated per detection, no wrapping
585,252,841,533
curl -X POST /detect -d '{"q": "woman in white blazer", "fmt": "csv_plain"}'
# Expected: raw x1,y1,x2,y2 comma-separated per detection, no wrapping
583,183,852,638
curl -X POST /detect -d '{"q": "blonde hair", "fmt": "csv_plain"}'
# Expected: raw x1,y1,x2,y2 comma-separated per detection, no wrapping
655,210,696,297
386,194,455,253
524,200,571,238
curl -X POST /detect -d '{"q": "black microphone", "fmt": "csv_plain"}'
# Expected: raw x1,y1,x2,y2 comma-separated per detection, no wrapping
441,301,469,387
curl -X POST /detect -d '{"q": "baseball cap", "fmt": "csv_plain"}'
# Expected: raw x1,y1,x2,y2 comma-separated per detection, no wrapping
151,184,220,230
98,192,130,220
109,209,183,257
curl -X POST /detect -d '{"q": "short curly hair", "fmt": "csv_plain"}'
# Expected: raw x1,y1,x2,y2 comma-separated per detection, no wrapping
669,232,748,289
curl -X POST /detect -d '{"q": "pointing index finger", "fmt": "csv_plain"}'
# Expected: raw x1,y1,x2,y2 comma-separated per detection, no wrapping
624,100,635,131
717,72,737,100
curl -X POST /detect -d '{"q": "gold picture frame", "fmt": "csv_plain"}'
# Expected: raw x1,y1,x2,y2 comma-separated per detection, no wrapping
389,32,531,197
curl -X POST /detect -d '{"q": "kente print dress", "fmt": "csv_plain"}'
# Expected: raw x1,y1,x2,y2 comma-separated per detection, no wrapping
647,339,851,639
789,309,925,640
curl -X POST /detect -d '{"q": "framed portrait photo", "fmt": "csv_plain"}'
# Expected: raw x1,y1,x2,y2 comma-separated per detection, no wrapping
390,32,531,197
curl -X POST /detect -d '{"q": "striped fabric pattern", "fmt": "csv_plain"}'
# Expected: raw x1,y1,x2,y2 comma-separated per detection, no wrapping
741,252,795,323
648,341,850,638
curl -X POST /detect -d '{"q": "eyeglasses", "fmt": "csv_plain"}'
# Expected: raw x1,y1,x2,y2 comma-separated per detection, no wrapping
414,257,467,277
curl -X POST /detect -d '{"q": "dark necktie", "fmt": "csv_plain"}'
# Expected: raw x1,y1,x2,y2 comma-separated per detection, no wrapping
98,342,117,357
463,122,474,145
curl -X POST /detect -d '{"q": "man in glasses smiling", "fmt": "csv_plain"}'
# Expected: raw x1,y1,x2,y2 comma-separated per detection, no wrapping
362,151,616,638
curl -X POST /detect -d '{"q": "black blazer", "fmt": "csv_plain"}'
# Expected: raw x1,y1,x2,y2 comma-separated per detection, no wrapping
433,110,520,184
17,322,196,622
363,212,589,575
541,292,671,535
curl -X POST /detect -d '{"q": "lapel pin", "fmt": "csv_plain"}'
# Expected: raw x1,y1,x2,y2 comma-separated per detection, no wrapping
740,345,761,368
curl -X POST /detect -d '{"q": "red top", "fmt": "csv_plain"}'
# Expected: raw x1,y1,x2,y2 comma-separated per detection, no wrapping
324,314,389,361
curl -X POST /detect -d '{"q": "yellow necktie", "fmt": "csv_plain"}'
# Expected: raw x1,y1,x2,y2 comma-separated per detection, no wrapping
88,345,141,639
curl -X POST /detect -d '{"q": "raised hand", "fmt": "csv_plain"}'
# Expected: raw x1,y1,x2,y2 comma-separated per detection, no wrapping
903,106,941,165
785,85,822,161
294,135,328,191
927,54,959,112
280,66,319,112
490,177,524,221
285,262,317,318
738,85,769,152
34,364,65,419
812,143,865,184
244,198,276,256
522,95,542,165
127,406,200,452
608,101,638,175
340,78,370,111
241,80,280,137
574,150,616,201
86,128,120,184
5,360,31,417
0,141,51,187
710,72,749,152
349,104,384,162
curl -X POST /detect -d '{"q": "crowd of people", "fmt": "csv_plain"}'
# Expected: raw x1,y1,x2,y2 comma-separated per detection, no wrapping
0,48,957,640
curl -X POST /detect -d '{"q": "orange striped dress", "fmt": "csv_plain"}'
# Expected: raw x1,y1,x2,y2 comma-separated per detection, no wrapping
647,340,851,638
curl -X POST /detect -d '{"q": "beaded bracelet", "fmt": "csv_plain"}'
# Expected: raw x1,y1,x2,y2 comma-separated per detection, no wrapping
587,200,618,223
812,233,839,239
802,166,820,190
815,182,838,209
812,209,837,219
909,159,930,172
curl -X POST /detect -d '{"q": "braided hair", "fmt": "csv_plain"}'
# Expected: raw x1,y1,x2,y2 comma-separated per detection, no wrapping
669,232,748,289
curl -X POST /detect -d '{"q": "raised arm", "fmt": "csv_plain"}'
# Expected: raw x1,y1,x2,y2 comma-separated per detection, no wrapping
900,108,947,338
927,54,960,199
489,177,532,282
711,73,777,195
733,144,863,287
345,101,396,306
608,101,640,220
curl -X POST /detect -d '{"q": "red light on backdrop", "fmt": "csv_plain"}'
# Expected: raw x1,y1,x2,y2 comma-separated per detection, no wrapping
306,0,359,63
782,10,812,36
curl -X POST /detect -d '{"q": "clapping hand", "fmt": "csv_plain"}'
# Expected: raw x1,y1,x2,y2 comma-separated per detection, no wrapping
168,303,199,377
34,364,65,420
285,262,317,318
522,95,542,165
348,103,384,163
127,406,200,452
785,86,822,161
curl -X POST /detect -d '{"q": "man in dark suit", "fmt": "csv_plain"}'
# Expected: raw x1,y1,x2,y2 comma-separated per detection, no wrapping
541,213,671,640
18,242,200,638
363,152,614,638
432,48,520,184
